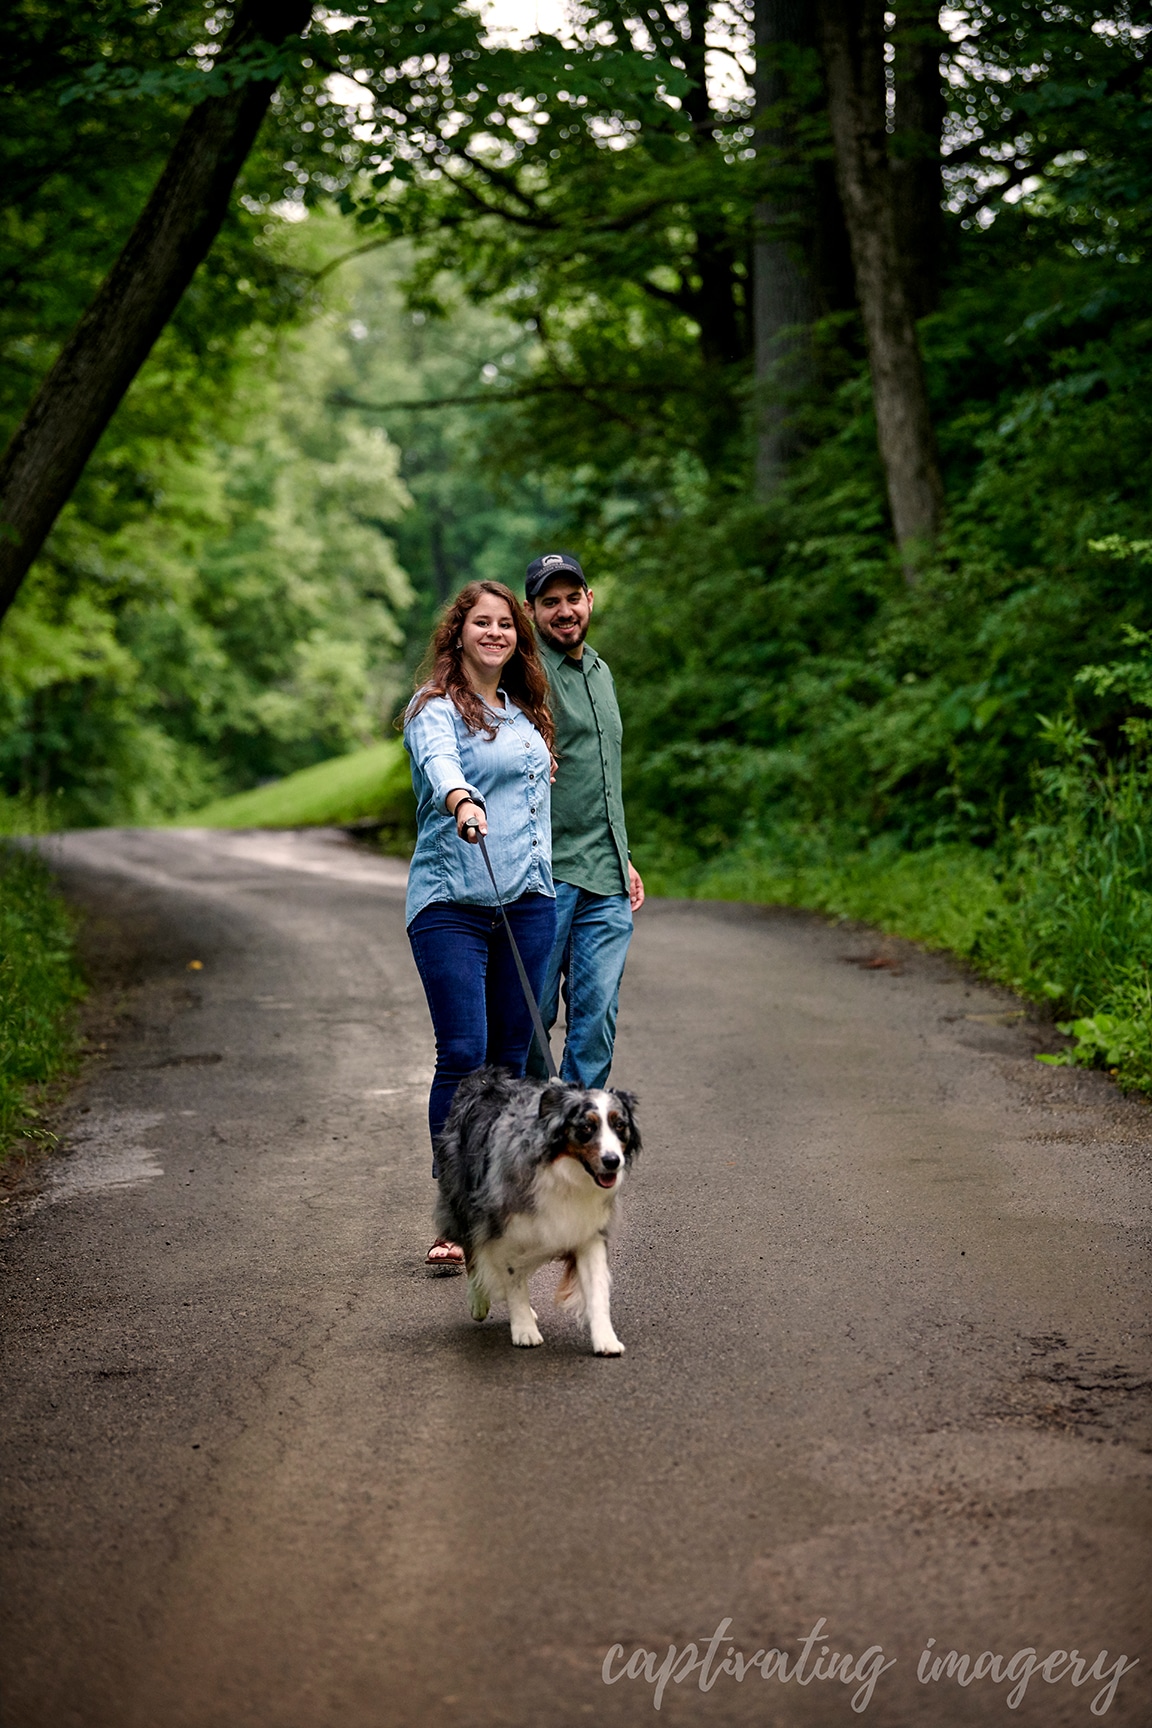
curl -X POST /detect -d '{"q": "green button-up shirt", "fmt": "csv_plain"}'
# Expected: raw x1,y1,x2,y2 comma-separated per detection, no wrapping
537,636,629,896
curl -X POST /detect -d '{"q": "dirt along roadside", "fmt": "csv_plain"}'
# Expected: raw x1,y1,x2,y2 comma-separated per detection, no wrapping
1,826,1150,1728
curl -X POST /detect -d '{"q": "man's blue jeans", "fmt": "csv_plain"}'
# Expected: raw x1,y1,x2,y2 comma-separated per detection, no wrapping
528,882,633,1089
408,893,557,1170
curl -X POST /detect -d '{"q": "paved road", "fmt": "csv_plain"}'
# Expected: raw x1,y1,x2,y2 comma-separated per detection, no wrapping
2,827,1150,1728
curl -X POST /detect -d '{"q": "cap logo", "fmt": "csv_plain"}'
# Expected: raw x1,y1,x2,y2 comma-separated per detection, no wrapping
543,554,564,565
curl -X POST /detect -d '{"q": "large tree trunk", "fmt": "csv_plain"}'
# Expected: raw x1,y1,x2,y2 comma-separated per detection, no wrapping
753,0,819,495
0,0,313,624
682,0,744,370
810,158,858,318
816,0,943,573
890,0,947,319
753,0,856,495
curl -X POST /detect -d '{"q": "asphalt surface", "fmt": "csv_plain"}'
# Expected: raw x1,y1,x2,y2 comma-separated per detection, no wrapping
2,826,1150,1728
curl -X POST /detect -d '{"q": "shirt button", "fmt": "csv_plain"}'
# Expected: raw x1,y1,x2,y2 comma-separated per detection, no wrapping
532,838,538,846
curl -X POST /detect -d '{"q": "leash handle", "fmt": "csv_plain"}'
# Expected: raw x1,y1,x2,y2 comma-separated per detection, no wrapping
464,823,558,1080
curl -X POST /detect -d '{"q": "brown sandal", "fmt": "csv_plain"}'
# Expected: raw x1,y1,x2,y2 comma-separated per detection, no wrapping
425,1237,465,1272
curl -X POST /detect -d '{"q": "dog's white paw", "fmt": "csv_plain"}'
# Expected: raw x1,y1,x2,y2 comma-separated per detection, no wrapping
511,1322,544,1348
593,1335,625,1357
467,1276,490,1323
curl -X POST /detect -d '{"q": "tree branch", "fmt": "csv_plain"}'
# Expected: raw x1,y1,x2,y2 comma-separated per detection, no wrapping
442,160,559,231
972,144,1064,209
312,233,402,282
456,145,550,218
0,0,314,622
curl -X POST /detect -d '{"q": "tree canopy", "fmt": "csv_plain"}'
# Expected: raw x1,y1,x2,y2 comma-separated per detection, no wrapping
0,0,1149,847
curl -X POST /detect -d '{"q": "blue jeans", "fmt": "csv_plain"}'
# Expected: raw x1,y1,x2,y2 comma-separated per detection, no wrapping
408,893,557,1170
527,882,633,1090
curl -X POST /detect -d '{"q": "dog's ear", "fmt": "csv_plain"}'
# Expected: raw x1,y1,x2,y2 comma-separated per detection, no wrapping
537,1082,570,1121
608,1088,640,1155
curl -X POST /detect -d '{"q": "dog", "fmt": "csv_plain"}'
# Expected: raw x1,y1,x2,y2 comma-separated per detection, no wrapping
435,1065,640,1354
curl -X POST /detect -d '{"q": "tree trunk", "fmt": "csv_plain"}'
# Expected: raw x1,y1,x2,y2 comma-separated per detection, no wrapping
753,0,819,495
890,1,946,319
682,0,744,370
816,0,943,574
0,0,313,624
810,157,858,318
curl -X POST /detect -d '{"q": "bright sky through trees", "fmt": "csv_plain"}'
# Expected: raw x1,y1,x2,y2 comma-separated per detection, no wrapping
477,0,574,46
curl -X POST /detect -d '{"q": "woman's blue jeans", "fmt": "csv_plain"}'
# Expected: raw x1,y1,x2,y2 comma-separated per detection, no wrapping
408,893,557,1172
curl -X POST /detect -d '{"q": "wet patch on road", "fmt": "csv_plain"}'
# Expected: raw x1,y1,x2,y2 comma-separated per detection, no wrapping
30,1110,165,1208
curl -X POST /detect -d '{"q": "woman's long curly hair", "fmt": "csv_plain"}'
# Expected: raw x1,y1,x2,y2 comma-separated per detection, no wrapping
405,580,554,752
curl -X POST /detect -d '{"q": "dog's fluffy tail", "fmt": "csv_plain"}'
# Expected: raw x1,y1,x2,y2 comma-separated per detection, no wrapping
555,1253,585,1315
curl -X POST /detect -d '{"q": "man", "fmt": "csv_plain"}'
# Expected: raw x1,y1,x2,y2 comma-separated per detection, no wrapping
524,551,644,1089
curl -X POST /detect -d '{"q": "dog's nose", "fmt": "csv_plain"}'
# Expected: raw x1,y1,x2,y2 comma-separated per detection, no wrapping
601,1150,621,1171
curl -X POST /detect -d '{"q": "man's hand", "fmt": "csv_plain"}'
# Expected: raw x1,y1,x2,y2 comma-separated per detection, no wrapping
628,861,645,911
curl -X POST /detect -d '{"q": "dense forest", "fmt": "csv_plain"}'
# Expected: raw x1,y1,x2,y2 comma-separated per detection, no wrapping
2,1,1152,1097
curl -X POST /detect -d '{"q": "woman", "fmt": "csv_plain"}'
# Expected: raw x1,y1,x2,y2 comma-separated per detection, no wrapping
403,580,557,1268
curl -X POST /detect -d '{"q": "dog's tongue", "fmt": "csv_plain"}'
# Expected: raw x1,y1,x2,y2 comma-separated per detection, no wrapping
594,1170,617,1188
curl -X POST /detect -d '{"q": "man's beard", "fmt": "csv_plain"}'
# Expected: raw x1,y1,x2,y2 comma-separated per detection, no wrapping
538,615,589,652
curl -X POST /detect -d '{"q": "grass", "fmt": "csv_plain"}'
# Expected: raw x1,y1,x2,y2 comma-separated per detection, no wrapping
0,789,65,838
0,844,85,1160
636,769,1152,1098
176,740,416,843
639,831,1008,960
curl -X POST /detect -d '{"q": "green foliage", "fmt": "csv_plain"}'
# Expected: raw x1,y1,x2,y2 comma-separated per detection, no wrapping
335,0,778,475
0,791,61,839
319,236,573,650
590,103,1152,1101
181,739,415,843
0,845,85,1158
334,1,1152,484
1001,719,1152,1004
595,252,1152,848
1,0,572,829
1038,984,1152,1096
0,1,310,456
1,304,413,827
638,828,1008,958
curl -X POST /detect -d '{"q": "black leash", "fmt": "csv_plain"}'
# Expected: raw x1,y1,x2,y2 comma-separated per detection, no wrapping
463,816,558,1080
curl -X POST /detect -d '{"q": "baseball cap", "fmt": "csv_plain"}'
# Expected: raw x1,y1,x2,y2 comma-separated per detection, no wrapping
525,551,586,601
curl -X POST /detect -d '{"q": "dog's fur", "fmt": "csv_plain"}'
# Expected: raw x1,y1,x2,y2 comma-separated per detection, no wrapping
435,1065,640,1354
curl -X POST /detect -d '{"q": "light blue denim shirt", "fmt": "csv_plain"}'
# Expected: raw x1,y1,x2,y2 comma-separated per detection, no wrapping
403,689,554,927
